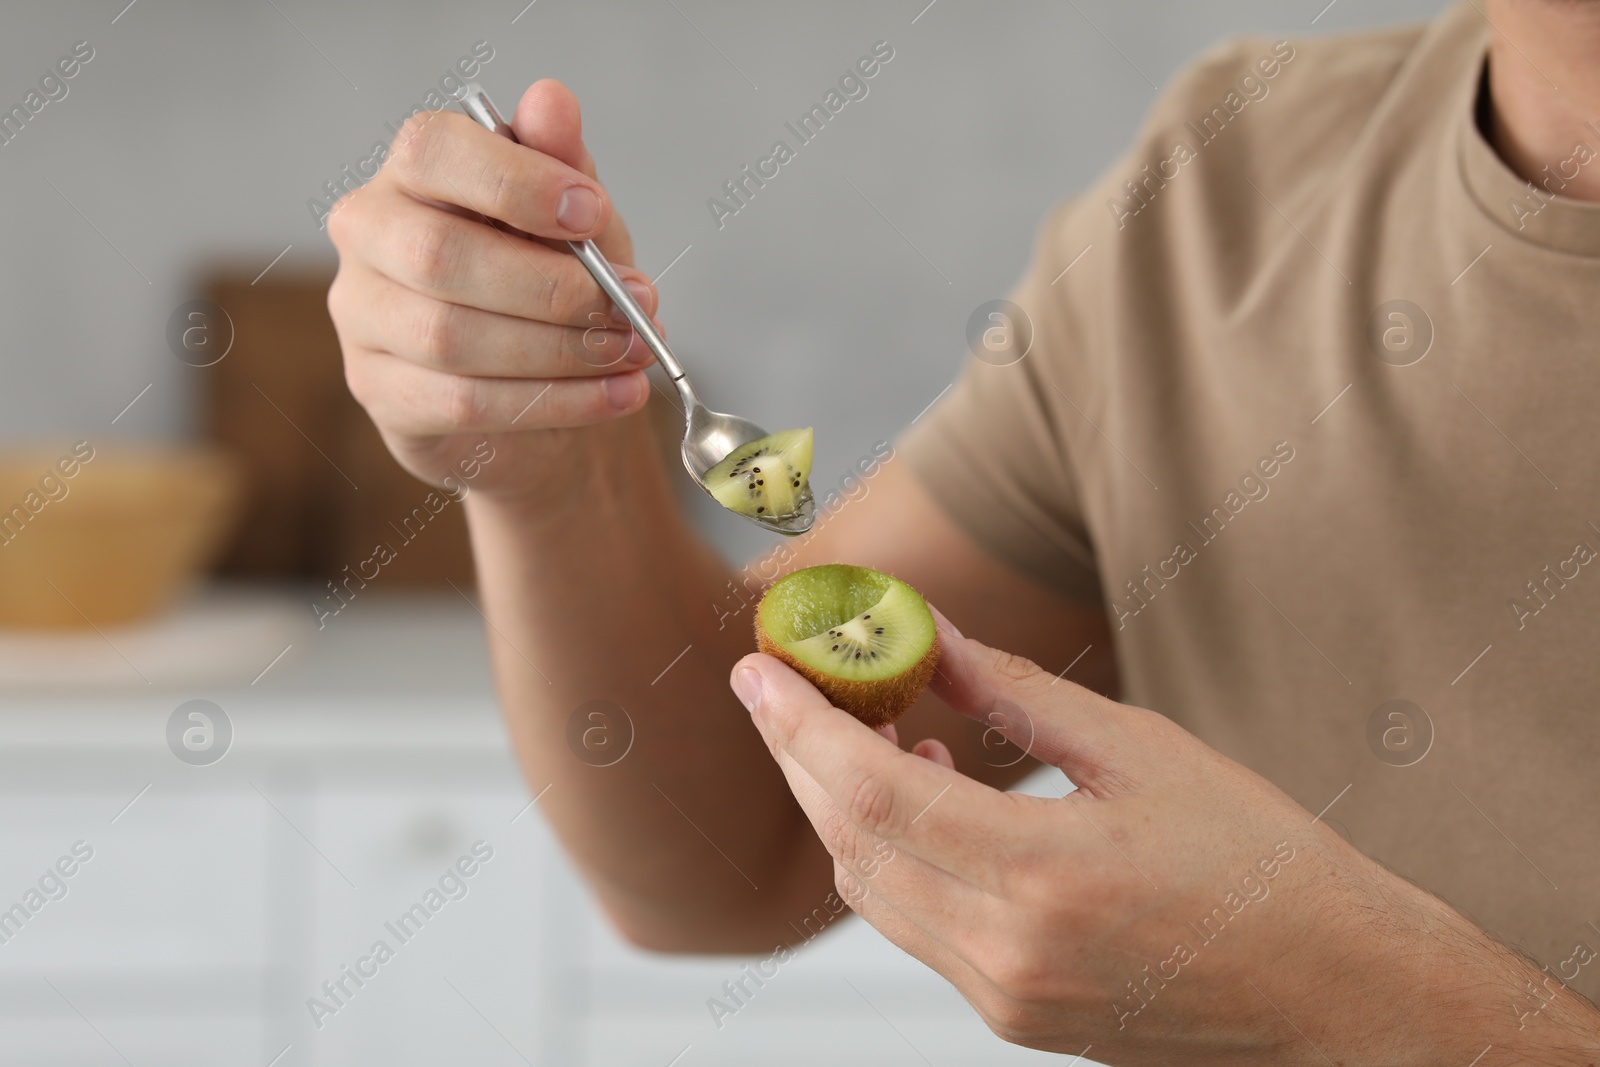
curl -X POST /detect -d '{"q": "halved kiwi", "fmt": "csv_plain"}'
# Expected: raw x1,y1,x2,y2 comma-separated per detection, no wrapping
755,564,938,727
705,428,813,520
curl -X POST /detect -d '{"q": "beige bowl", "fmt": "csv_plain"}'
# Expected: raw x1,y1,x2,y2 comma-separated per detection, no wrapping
0,446,242,629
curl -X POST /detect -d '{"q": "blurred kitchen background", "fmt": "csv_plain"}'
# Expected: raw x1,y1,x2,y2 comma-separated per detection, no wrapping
0,1,1447,1064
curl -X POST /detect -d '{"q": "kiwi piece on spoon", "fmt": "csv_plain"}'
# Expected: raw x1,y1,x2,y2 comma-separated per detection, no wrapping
755,564,939,727
706,428,813,521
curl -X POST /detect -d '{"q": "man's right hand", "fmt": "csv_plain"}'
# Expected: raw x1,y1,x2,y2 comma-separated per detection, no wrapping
325,79,660,503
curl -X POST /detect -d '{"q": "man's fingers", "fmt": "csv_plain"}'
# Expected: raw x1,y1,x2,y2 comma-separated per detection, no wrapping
929,611,1141,794
330,266,653,379
333,186,656,327
344,349,648,434
756,692,1080,1039
827,858,1012,1022
912,738,955,769
753,691,993,922
745,669,1014,958
732,652,1026,892
388,110,612,242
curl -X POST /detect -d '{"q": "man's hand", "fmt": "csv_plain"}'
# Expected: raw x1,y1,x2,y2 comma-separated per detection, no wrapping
326,79,661,505
728,611,1600,1065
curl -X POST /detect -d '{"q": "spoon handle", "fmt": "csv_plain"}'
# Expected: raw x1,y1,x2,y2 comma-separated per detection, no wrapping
565,239,686,384
457,86,691,388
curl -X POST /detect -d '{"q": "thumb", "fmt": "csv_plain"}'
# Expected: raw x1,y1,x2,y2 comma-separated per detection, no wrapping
512,79,637,268
928,608,1137,794
729,652,902,811
730,651,844,727
511,79,595,176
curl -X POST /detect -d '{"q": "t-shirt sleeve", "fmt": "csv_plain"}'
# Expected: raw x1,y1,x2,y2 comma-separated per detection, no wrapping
896,199,1104,605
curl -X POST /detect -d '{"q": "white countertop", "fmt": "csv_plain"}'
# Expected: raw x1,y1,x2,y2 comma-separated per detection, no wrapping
0,584,511,749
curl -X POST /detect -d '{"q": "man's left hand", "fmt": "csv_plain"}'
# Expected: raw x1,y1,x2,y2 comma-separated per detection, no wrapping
729,610,1600,1065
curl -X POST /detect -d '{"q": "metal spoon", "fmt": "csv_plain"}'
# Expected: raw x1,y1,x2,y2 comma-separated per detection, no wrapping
458,86,815,536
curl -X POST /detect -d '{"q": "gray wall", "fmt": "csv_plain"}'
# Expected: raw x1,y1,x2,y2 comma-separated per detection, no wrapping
0,0,1448,559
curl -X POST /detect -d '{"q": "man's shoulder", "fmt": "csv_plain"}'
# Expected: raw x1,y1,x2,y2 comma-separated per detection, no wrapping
1017,15,1465,385
1157,23,1427,131
1133,23,1430,220
1030,18,1449,295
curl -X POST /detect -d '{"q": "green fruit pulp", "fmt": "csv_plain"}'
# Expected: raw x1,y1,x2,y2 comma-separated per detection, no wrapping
760,565,935,682
706,428,813,519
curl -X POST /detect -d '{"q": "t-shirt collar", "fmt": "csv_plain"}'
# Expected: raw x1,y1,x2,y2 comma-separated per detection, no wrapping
1457,52,1600,257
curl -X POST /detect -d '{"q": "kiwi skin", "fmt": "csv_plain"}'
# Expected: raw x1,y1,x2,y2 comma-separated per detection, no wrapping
754,607,939,729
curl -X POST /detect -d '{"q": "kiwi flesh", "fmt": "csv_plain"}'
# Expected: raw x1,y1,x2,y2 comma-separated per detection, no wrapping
755,564,938,727
706,428,813,520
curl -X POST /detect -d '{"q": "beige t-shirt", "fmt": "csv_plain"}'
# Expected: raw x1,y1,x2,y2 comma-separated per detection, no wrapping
902,1,1600,1002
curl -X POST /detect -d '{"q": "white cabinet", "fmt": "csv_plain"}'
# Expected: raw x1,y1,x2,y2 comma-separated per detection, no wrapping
0,590,1093,1066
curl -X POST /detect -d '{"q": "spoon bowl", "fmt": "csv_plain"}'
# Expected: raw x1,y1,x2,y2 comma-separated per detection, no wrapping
685,403,816,535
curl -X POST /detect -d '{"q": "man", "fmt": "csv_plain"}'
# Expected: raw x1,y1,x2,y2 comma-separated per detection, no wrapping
325,0,1600,1059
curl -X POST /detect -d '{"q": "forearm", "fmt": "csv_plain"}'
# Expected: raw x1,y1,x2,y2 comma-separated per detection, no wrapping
462,414,830,951
1411,903,1600,1064
1310,846,1600,1065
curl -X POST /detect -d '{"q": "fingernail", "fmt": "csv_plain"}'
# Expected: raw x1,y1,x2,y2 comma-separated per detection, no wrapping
732,668,763,712
931,605,963,639
607,281,654,327
623,280,653,311
603,372,645,411
622,333,653,367
556,186,602,233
